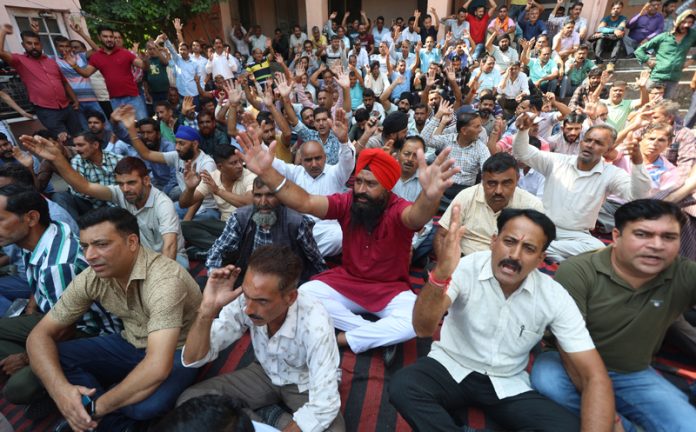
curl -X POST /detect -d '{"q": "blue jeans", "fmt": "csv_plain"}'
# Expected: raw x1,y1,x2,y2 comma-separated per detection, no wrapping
559,77,579,99
473,43,486,60
685,90,696,129
58,333,199,431
530,351,696,432
110,95,148,143
0,275,31,316
78,101,112,132
175,202,220,221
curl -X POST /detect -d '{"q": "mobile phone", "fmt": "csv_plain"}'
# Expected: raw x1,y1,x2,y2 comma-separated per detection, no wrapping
82,394,96,418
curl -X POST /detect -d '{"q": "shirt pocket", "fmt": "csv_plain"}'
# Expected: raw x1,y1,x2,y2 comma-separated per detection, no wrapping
501,320,543,361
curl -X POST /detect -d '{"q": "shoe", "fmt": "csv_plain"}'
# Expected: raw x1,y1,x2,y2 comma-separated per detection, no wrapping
383,345,399,368
54,420,73,432
24,395,57,420
606,62,615,73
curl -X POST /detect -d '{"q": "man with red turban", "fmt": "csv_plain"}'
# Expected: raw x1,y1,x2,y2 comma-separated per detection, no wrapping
236,131,458,363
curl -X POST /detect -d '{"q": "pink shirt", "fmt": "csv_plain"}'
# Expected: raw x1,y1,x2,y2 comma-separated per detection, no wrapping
314,192,416,312
11,53,69,109
88,47,139,98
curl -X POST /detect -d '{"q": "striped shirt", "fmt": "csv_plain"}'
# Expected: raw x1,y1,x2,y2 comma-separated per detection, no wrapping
54,53,98,102
22,222,122,335
70,151,122,207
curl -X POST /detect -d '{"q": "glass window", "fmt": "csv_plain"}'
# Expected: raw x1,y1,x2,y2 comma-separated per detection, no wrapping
14,15,65,57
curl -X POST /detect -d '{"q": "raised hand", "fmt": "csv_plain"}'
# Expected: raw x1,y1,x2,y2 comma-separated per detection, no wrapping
262,82,275,107
173,18,183,32
224,80,243,105
12,146,34,169
335,67,350,89
433,204,467,279
182,96,195,115
330,11,338,20
29,17,40,33
236,131,275,175
417,146,459,201
202,265,243,310
1,24,13,35
63,52,78,66
18,135,64,162
275,73,293,98
294,63,306,83
491,116,506,136
636,68,651,86
183,160,201,189
331,108,349,143
274,52,284,64
200,170,219,194
111,104,137,129
426,68,437,87
515,112,536,131
68,20,82,34
436,99,453,121
444,65,456,82
624,134,643,165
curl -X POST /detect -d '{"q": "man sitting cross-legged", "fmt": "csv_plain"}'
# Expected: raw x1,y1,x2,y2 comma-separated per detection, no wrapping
205,176,327,287
531,199,696,431
177,245,345,431
236,130,458,359
390,205,615,431
271,109,355,258
20,135,189,268
26,208,202,432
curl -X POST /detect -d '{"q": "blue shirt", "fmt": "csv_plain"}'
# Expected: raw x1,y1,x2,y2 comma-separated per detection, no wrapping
390,70,412,101
292,122,341,165
165,40,202,97
146,139,178,194
517,13,548,40
419,48,442,73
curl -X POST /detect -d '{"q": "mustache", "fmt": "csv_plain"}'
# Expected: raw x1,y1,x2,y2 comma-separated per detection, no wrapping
247,314,263,321
498,258,521,273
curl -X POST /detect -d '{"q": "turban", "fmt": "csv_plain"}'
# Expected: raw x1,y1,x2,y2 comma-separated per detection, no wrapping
355,149,401,191
382,111,409,136
175,126,200,142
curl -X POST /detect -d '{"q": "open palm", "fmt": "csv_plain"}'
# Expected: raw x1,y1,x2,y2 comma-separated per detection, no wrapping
204,265,243,311
18,135,63,162
236,131,275,175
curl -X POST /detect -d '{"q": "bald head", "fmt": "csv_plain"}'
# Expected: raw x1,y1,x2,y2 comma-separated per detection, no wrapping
300,141,326,178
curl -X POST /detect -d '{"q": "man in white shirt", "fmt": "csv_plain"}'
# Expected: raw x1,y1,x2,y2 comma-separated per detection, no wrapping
486,34,519,72
205,37,239,80
390,205,615,431
289,25,308,57
272,137,355,257
496,62,529,116
512,113,652,261
371,16,390,45
247,26,269,53
178,245,345,432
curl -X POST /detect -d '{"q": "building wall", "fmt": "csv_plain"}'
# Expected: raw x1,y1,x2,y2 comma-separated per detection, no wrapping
181,3,225,45
0,0,86,53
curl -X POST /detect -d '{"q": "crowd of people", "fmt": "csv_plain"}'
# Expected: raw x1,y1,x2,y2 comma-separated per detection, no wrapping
0,0,696,431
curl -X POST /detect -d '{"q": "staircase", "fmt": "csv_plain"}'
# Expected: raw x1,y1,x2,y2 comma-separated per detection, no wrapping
609,56,696,116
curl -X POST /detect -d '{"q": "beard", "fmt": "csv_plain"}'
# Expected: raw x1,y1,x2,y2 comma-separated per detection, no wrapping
350,191,388,232
252,208,278,227
179,147,195,161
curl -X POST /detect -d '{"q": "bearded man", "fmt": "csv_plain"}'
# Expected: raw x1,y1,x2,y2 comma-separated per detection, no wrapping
205,177,326,286
236,131,458,362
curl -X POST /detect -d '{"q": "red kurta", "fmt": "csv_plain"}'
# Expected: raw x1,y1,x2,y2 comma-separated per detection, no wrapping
313,192,416,312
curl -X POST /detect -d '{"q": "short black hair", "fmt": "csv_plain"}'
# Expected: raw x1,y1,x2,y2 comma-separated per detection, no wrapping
0,184,50,228
153,395,253,432
0,163,35,188
85,110,106,123
136,118,160,130
20,31,40,42
497,208,557,251
75,131,102,145
54,35,69,44
614,199,686,233
363,88,376,99
479,93,496,104
0,132,6,141
354,108,370,122
97,26,115,34
213,142,237,163
77,207,140,239
563,112,587,126
401,135,425,152
247,245,303,292
482,152,518,174
154,100,173,111
456,111,480,131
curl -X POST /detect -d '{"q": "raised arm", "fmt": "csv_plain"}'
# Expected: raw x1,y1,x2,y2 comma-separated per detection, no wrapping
68,21,99,53
0,25,14,64
63,52,97,77
413,204,465,336
237,132,329,218
172,18,186,46
111,105,167,164
18,135,113,202
276,73,300,127
400,147,459,230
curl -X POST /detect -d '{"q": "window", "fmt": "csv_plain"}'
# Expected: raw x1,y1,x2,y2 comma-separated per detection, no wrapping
14,14,66,57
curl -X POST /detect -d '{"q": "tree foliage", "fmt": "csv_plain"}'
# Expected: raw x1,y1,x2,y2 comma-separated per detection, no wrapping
80,0,220,44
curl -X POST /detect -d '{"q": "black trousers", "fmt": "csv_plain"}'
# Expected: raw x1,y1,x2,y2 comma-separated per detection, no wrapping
389,356,580,432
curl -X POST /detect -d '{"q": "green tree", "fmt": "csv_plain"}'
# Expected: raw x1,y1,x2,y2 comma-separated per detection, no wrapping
80,0,220,45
